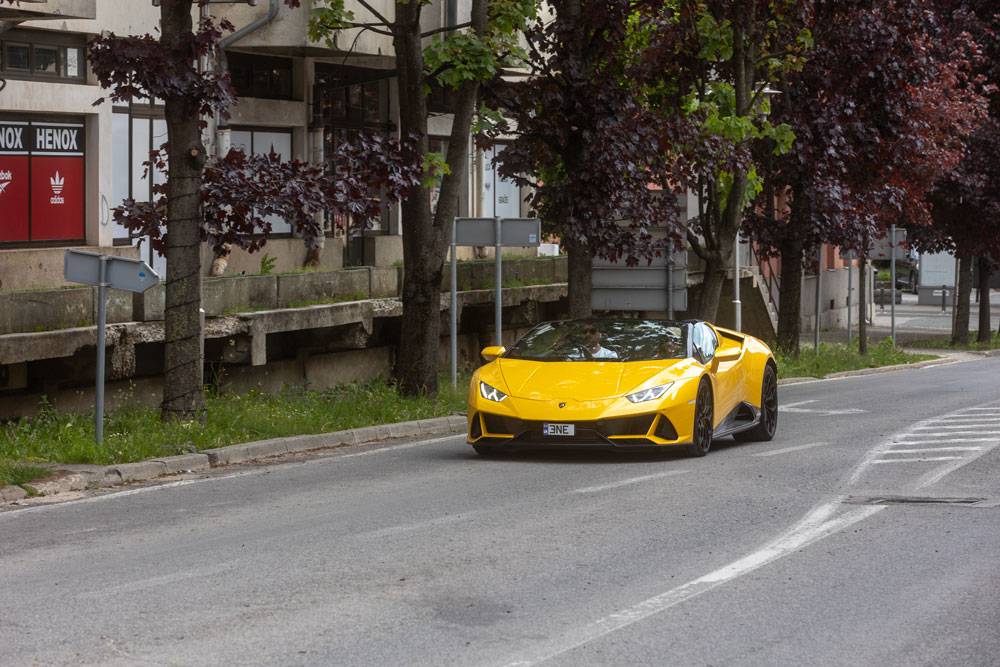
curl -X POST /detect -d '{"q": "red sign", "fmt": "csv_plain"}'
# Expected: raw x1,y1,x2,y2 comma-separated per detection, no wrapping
0,155,29,241
30,157,85,241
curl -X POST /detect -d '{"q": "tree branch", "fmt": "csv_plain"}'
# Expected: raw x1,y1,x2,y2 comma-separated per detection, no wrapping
421,21,472,38
355,0,392,29
345,22,394,37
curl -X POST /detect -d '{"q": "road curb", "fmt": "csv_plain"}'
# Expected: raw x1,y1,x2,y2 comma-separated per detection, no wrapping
2,414,468,504
777,351,971,387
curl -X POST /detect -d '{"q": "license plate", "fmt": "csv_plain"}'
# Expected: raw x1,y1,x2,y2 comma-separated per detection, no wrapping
543,423,575,437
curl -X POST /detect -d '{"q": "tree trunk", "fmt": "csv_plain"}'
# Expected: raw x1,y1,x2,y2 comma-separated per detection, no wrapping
858,256,868,354
698,255,728,322
565,234,592,318
977,257,992,343
776,237,804,355
392,0,487,396
952,253,973,346
160,0,206,421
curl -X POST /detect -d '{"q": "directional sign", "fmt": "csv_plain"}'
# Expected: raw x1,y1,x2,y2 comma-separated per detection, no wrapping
64,249,160,293
454,217,541,247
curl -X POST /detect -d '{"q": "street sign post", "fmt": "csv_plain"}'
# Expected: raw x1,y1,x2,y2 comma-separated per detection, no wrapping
450,217,541,388
64,250,160,444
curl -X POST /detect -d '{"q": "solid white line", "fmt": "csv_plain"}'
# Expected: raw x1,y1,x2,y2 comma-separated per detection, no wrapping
571,470,688,494
0,434,467,519
501,500,882,667
957,408,1000,412
872,457,964,463
751,442,827,457
884,447,983,453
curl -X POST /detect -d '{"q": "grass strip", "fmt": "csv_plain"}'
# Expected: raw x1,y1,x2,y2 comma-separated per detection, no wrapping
906,331,1000,351
775,339,936,379
1,378,467,467
0,460,50,487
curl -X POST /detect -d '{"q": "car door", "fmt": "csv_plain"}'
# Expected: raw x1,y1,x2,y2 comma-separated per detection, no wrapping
694,323,739,422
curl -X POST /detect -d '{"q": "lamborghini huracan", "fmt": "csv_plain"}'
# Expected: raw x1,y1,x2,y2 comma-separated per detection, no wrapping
467,318,778,456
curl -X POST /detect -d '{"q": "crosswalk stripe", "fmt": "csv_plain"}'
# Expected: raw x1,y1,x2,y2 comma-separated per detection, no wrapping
883,447,983,453
872,456,964,463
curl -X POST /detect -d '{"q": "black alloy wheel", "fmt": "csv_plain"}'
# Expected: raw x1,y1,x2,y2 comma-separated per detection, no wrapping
735,364,778,442
688,380,714,457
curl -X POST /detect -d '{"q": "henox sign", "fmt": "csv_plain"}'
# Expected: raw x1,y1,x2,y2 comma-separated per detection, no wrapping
0,124,25,152
0,119,84,242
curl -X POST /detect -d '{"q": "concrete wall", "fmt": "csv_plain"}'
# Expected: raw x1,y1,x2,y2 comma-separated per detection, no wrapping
800,266,866,332
0,245,139,292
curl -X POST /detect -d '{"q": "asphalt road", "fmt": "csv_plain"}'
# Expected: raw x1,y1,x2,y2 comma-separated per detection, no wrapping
2,357,999,666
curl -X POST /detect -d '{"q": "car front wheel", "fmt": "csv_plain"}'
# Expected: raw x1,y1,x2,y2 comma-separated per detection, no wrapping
687,380,714,457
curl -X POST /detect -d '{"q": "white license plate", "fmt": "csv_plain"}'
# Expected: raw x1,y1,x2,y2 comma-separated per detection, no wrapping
543,423,575,437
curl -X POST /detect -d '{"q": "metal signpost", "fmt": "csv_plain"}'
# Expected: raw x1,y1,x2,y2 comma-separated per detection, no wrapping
734,235,742,332
843,248,857,347
64,250,160,444
450,217,541,388
890,224,897,345
814,246,822,351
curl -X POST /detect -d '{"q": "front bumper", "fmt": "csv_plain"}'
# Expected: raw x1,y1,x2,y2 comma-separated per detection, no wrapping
468,411,686,448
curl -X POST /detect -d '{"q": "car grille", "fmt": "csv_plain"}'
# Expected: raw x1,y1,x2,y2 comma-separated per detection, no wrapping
482,413,656,441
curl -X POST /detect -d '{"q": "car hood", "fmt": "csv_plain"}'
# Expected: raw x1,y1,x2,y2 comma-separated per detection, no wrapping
496,358,688,401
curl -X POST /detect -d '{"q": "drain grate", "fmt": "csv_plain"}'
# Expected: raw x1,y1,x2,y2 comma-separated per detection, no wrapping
845,495,997,507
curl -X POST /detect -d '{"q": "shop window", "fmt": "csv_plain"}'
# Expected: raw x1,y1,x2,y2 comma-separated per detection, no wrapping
0,119,85,244
0,30,86,82
228,52,294,100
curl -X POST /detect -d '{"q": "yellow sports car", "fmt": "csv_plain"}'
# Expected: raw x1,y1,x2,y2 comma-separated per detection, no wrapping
467,318,777,456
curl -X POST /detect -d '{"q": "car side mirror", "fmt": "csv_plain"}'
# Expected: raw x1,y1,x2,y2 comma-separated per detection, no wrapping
481,346,505,362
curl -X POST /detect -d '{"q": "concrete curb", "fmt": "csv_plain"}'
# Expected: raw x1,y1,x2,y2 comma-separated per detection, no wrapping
776,351,975,387
2,414,468,503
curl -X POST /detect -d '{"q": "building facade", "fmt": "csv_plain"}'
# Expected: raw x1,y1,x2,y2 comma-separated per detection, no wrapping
0,0,526,291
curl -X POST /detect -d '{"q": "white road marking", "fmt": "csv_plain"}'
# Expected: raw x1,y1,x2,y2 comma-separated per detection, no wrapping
78,561,238,599
750,442,827,457
571,470,689,494
958,408,1000,412
891,437,1000,444
361,512,479,539
883,447,983,453
501,499,882,667
779,400,867,416
913,424,1000,435
872,457,965,463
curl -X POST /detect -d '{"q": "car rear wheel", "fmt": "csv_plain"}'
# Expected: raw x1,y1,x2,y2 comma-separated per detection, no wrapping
734,364,778,442
687,380,714,457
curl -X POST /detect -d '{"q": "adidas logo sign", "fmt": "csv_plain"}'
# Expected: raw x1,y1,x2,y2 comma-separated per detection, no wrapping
0,169,11,195
49,171,65,205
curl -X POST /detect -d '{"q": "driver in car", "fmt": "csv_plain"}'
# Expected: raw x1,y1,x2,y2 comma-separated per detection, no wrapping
583,325,618,359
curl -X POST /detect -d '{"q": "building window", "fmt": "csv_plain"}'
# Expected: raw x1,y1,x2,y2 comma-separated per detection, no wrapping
110,103,167,260
230,127,294,235
0,29,86,82
228,52,294,100
313,65,394,246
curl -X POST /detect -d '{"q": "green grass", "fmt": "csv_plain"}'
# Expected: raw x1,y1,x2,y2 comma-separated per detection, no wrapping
775,339,936,379
1,379,467,467
0,460,50,487
907,331,1000,351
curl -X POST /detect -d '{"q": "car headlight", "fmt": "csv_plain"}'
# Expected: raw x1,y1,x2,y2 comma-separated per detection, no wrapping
479,381,508,402
625,383,673,403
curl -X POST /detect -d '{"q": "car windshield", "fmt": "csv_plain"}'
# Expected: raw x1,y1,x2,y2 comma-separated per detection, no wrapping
503,319,688,362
